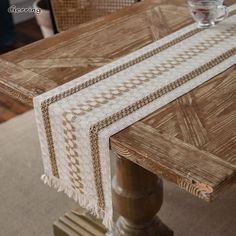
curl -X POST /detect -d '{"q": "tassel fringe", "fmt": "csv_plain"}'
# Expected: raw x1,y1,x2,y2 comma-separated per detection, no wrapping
41,174,113,230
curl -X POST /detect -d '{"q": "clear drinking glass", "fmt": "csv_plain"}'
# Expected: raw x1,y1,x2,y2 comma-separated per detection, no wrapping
188,0,228,28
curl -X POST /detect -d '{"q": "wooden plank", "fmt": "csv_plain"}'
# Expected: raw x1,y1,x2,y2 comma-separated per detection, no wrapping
110,122,236,201
0,59,57,105
142,65,236,166
0,93,30,114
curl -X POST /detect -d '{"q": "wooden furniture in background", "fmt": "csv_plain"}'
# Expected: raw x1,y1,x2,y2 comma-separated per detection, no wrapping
0,0,235,235
50,0,140,32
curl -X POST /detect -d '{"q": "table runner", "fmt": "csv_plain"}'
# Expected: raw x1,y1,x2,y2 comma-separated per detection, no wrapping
34,4,236,229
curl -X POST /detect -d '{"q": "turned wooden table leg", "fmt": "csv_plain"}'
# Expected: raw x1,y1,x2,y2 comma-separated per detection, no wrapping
110,153,173,236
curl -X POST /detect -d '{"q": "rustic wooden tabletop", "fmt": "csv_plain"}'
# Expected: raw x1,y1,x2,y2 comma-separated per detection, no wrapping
0,0,235,200
1,0,235,235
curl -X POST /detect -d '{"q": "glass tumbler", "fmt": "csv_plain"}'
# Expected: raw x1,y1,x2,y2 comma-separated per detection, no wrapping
188,0,228,28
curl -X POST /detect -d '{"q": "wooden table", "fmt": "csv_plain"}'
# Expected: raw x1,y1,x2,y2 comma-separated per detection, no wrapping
0,0,235,235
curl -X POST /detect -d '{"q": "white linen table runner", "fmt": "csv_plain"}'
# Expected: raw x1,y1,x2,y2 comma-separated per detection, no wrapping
34,4,236,229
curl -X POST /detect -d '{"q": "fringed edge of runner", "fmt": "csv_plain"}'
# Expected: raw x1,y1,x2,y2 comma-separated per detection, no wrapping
41,174,113,230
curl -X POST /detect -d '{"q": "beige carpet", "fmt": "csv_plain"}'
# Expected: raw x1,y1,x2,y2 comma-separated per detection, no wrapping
0,111,77,236
0,111,235,236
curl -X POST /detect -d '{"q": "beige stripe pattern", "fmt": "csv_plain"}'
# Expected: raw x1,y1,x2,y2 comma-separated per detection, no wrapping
40,26,203,178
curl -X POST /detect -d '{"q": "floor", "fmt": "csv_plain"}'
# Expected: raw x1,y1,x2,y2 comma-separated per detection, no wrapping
0,111,77,236
0,18,42,123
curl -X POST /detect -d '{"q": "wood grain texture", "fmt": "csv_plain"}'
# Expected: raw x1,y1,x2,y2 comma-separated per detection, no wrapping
111,123,235,201
0,18,42,123
0,59,57,105
0,0,235,200
0,93,30,122
140,65,236,166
